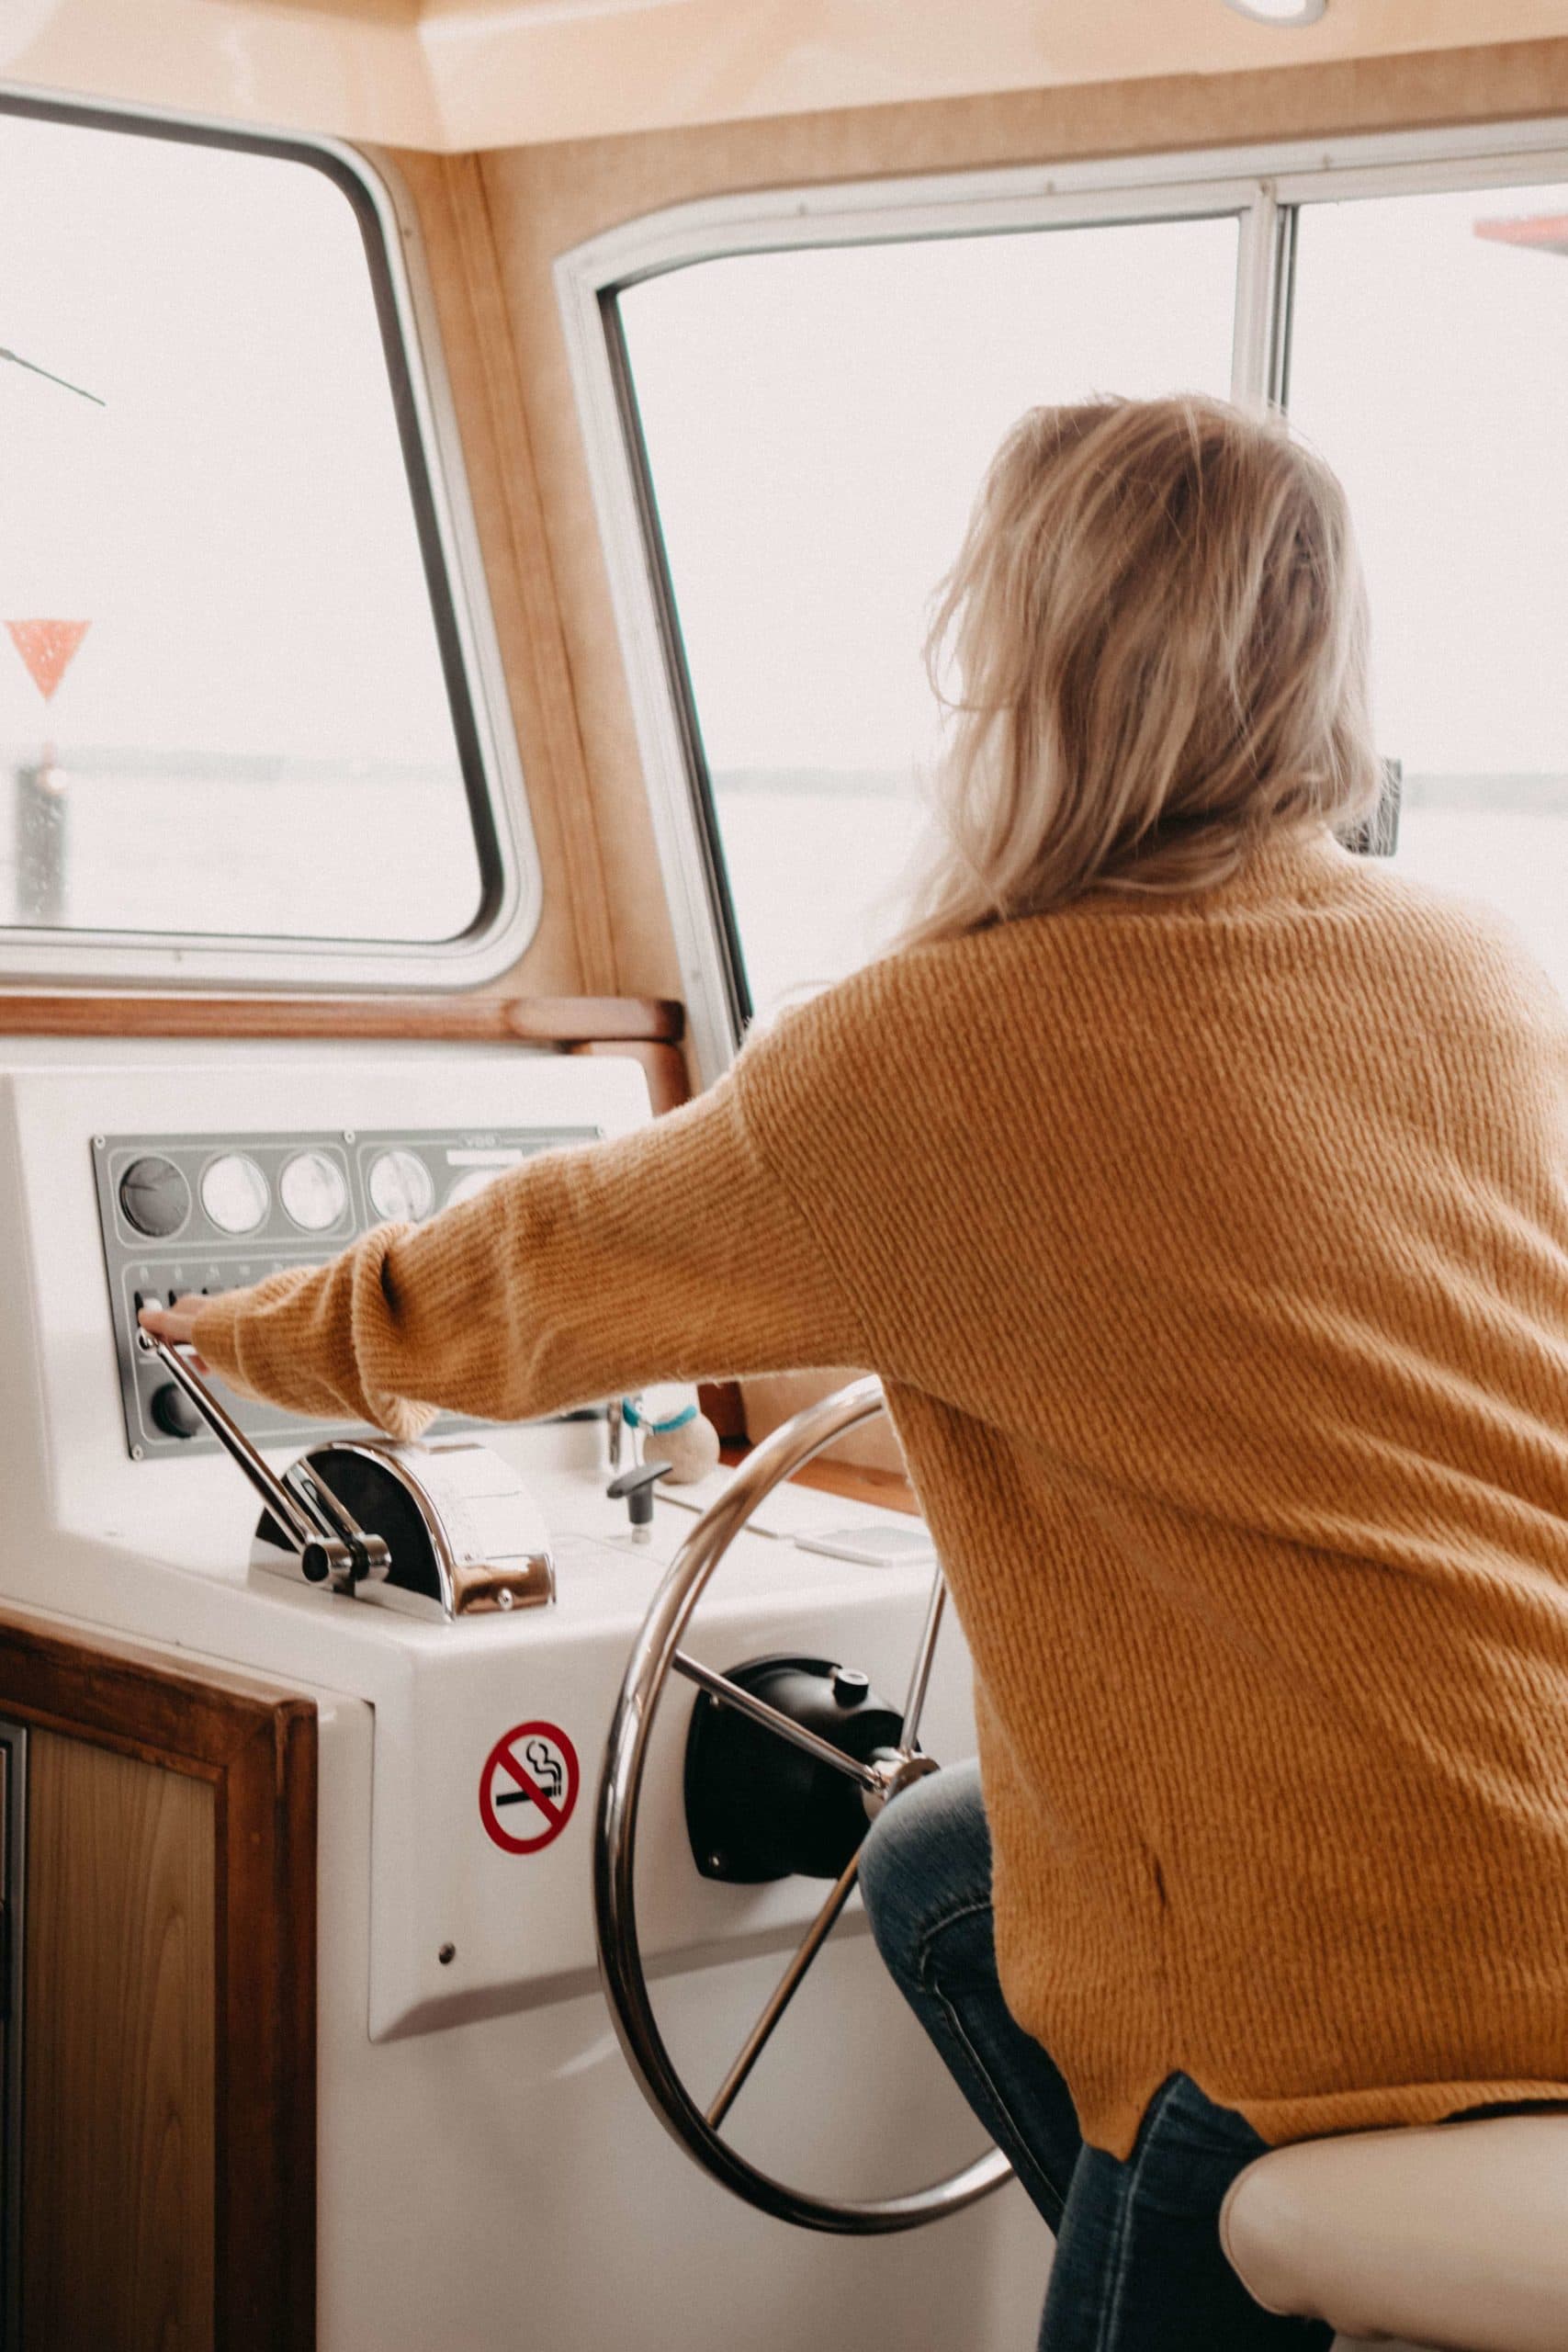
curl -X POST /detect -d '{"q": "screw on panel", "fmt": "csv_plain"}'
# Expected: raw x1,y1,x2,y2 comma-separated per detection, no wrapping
93,1135,105,1148
438,1943,456,1965
130,1445,143,1461
343,1131,356,1144
497,1589,515,1611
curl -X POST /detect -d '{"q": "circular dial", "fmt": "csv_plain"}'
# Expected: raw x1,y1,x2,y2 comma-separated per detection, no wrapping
118,1153,190,1239
446,1166,509,1210
279,1149,347,1234
367,1148,434,1224
199,1152,269,1236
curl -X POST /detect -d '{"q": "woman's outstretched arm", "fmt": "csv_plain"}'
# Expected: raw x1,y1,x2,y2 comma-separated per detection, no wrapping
140,1058,870,1442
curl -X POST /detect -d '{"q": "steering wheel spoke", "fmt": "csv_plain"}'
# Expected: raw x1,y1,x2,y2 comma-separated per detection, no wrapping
899,1570,947,1754
706,1847,862,2131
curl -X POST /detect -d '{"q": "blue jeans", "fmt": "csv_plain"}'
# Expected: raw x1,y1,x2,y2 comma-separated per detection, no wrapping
858,1762,1334,2352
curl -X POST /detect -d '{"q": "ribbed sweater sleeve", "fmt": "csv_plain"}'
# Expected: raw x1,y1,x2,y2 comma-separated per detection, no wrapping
190,1053,867,1442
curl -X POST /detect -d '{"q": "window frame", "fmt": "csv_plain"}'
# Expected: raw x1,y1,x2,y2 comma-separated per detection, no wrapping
557,114,1568,1082
0,88,541,990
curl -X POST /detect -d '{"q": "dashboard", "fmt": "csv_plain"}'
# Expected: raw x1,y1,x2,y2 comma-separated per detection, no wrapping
93,1122,596,1458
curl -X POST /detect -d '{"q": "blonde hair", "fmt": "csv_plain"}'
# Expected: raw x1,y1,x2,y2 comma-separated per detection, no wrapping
902,395,1381,945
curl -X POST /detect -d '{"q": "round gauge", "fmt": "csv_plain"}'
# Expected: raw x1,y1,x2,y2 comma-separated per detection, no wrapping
368,1148,434,1224
199,1152,269,1236
446,1166,508,1210
118,1153,190,1239
279,1149,347,1234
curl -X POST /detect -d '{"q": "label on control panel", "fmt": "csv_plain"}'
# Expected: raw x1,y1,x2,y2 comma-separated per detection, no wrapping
478,1721,581,1855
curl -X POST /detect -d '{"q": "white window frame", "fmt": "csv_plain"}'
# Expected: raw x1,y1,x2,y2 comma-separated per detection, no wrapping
0,89,541,991
558,114,1568,1084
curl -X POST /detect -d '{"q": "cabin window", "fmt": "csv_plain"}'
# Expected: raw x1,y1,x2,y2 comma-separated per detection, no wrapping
615,216,1241,1026
565,127,1568,1074
1281,178,1568,1001
0,100,534,986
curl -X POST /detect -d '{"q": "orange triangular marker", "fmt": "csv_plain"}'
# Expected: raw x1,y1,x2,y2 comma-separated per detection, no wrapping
6,619,90,702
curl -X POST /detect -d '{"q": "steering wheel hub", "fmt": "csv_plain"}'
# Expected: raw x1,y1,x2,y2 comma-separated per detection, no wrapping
684,1652,906,1883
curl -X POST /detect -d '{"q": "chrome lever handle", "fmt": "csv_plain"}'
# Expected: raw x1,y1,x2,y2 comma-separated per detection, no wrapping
284,1457,391,1588
134,1327,357,1587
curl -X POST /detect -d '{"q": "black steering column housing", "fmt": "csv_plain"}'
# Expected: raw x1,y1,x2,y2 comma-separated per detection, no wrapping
685,1654,905,1882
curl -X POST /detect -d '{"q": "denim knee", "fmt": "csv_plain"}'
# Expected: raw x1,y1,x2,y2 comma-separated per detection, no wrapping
859,1758,991,1985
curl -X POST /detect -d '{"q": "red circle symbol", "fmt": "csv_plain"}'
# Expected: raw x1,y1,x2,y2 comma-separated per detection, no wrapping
479,1720,581,1855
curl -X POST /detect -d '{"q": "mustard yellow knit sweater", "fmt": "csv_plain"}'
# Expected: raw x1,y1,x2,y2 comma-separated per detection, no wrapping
196,829,1568,2159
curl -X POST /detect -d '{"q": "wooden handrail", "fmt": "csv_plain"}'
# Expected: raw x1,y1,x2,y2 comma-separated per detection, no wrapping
0,992,683,1046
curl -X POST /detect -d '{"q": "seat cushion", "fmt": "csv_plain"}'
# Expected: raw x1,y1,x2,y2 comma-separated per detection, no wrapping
1220,2115,1568,2351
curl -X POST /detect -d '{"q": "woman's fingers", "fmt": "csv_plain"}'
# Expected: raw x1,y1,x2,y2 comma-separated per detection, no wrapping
138,1296,206,1362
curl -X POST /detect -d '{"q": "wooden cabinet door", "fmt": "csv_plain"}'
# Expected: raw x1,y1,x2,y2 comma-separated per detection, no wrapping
25,1732,216,2350
0,1619,315,2352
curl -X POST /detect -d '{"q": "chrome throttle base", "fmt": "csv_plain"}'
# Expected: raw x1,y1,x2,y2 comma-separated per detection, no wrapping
134,1329,553,1620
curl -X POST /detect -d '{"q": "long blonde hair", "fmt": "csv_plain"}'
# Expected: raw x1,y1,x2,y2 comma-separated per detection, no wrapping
902,395,1381,945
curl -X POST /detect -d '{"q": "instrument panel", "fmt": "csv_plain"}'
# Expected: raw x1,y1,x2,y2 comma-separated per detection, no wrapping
94,1125,597,1459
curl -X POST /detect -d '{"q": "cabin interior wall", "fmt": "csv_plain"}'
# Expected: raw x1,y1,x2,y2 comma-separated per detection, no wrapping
389,35,1568,1065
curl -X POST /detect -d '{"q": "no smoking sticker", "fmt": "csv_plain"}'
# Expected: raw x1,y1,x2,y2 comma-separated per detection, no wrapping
479,1720,581,1856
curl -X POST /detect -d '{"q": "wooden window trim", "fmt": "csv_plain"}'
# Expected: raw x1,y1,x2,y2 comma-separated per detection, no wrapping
0,991,682,1046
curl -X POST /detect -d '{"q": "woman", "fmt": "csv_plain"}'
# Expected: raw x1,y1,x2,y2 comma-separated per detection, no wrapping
142,397,1568,2350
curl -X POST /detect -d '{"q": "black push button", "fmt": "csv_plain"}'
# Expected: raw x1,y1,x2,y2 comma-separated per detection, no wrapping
150,1382,203,1441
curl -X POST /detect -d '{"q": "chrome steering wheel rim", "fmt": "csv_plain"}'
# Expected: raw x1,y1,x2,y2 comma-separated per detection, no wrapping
593,1374,1014,2233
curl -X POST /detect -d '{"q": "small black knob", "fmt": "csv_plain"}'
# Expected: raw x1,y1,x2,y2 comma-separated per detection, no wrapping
150,1381,203,1441
119,1154,190,1238
606,1458,674,1530
831,1666,870,1709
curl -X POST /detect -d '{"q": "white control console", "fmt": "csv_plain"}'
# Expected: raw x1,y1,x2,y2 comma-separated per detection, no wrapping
0,1036,1042,2350
0,1038,974,2030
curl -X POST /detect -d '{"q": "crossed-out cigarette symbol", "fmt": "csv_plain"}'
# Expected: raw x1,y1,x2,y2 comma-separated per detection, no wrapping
496,1736,564,1807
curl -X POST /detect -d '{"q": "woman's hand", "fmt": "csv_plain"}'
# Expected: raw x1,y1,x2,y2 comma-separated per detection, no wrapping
138,1295,210,1374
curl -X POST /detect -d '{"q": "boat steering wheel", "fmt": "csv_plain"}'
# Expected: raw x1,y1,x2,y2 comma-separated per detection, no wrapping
592,1376,1013,2233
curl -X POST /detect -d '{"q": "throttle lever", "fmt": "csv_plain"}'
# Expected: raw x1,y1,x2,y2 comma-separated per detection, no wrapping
134,1328,390,1592
285,1456,389,1590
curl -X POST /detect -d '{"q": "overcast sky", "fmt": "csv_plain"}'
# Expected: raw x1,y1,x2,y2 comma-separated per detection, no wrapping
0,112,458,767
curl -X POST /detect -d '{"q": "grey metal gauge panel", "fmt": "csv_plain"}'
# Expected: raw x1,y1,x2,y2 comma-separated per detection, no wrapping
93,1127,598,1460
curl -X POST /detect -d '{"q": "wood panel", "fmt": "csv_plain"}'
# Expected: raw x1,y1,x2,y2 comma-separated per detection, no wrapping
0,1615,317,2351
403,149,622,999
723,1442,920,1518
23,1731,217,2352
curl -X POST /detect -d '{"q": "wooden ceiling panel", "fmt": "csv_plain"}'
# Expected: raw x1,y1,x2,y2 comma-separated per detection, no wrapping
7,0,1568,150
